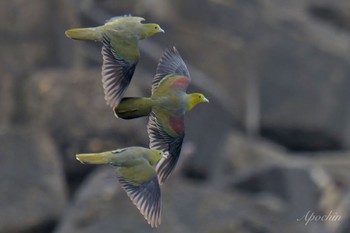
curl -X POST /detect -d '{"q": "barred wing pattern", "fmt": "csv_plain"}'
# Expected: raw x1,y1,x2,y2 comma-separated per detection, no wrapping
151,46,190,94
116,171,162,227
101,36,137,108
147,111,184,184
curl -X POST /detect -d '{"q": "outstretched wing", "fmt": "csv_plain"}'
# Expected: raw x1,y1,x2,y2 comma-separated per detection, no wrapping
147,111,184,184
101,36,137,108
116,161,162,227
152,46,190,94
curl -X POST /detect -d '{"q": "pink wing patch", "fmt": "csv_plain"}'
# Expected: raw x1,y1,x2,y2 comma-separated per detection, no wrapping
168,116,184,135
170,77,190,90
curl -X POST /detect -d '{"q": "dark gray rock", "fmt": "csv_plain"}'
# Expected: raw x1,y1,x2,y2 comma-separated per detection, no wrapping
313,151,350,189
0,0,78,70
0,127,67,233
134,0,350,150
180,92,234,182
78,0,350,151
54,167,153,233
0,0,52,72
0,0,79,126
231,165,340,233
25,68,150,179
54,164,323,233
0,69,14,128
222,131,289,173
223,131,343,233
334,193,350,233
149,0,350,150
214,131,290,187
1,1,349,233
55,167,247,233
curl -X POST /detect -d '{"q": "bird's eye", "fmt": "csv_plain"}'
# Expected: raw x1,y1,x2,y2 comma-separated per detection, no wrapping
155,26,158,29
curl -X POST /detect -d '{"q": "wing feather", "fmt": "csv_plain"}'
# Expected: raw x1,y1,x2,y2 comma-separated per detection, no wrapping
152,46,190,94
101,36,137,108
147,111,184,184
116,164,162,227
105,15,145,24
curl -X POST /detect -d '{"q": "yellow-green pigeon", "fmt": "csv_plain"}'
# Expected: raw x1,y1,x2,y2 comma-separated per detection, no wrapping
114,47,209,184
65,15,164,107
76,146,168,227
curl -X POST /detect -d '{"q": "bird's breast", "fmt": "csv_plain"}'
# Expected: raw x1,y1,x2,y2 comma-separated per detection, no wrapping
156,94,187,113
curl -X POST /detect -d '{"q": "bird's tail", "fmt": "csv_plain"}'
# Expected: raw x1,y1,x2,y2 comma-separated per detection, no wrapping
114,97,154,119
65,27,101,41
76,152,110,164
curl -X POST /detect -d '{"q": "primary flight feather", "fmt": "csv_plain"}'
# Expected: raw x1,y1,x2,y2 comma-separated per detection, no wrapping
114,47,209,184
65,15,164,107
76,146,168,227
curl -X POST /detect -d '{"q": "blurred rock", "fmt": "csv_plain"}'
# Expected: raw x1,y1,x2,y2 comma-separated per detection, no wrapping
25,68,151,184
233,163,340,221
180,91,234,182
334,192,350,233
80,0,350,150
129,0,350,151
53,167,147,233
52,167,273,233
223,131,343,232
222,131,289,175
312,151,350,189
55,163,336,233
1,1,350,233
0,0,79,125
0,0,52,72
186,0,350,150
0,68,14,128
226,131,340,207
0,127,67,233
0,0,78,70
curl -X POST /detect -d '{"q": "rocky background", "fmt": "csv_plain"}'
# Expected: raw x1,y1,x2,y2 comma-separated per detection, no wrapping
1,0,350,232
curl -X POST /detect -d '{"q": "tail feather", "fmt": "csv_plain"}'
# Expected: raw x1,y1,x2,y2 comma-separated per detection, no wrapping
114,97,153,119
76,153,109,164
65,27,101,41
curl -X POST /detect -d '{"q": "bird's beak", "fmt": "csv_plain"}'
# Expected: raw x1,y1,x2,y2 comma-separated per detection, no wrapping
162,152,169,159
203,97,209,103
159,27,165,33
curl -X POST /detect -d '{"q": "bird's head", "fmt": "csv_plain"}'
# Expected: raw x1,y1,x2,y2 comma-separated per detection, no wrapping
140,23,165,39
187,93,209,111
147,149,167,165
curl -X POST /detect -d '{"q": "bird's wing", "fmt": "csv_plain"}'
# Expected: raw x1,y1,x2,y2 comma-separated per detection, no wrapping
101,35,138,108
105,15,145,24
152,46,190,94
116,160,162,227
147,110,184,184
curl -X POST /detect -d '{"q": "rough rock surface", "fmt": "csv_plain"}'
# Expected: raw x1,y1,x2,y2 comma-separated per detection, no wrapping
1,0,350,233
162,0,350,150
54,163,337,233
0,127,67,233
25,68,150,181
0,69,14,128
